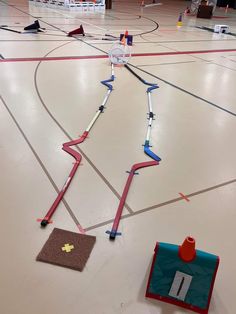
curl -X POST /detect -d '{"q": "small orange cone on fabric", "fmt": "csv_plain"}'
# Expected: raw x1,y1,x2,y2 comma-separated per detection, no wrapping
179,236,196,262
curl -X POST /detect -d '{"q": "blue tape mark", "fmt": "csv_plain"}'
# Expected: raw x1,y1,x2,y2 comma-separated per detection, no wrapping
106,230,122,236
144,140,161,162
126,170,139,175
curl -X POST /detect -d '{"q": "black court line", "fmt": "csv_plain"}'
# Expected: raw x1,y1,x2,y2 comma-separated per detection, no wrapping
137,60,196,67
190,54,214,62
128,63,236,117
131,39,236,44
93,38,236,45
196,26,236,38
85,178,236,231
0,94,81,227
211,62,236,72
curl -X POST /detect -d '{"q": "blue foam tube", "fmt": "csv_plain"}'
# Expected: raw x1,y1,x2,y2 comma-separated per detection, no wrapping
144,140,161,162
101,75,115,91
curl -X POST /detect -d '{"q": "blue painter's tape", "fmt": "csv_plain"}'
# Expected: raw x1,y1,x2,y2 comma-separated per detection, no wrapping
106,230,122,236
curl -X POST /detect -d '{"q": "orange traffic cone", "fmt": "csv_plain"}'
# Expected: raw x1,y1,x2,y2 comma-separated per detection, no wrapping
68,25,85,37
179,236,196,262
125,30,128,37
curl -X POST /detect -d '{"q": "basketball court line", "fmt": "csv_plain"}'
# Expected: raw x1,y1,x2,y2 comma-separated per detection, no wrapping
85,178,236,231
2,42,233,117
31,40,135,214
32,48,133,215
2,0,236,229
94,39,236,44
0,94,81,227
137,60,196,66
47,7,108,31
2,48,236,63
0,93,134,229
4,36,232,232
211,61,236,72
130,64,236,117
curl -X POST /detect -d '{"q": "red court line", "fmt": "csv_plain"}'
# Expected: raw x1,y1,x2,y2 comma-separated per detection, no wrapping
1,48,236,63
132,49,236,57
0,54,107,62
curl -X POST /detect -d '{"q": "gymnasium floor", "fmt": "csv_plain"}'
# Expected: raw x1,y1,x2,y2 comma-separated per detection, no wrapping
1,0,236,313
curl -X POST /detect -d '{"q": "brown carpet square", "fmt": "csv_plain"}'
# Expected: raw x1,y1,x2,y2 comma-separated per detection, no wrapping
36,228,96,271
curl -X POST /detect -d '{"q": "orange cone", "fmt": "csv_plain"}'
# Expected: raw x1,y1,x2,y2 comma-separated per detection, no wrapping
179,236,196,262
68,25,85,37
125,30,128,37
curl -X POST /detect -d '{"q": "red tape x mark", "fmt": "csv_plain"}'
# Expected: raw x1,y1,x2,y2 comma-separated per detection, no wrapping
179,192,190,202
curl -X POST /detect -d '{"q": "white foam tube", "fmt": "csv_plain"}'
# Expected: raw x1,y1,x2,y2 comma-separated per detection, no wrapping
111,63,114,76
86,89,111,132
148,91,153,113
145,92,153,141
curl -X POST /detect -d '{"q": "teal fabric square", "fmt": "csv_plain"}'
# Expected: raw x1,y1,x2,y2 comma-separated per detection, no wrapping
148,242,218,310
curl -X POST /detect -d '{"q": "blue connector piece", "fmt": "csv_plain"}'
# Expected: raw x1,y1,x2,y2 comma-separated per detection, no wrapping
106,229,122,240
147,84,159,93
101,74,115,91
140,79,159,93
144,140,161,162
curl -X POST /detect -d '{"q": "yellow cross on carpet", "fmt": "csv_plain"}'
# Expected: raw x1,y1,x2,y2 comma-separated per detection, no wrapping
61,243,74,253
